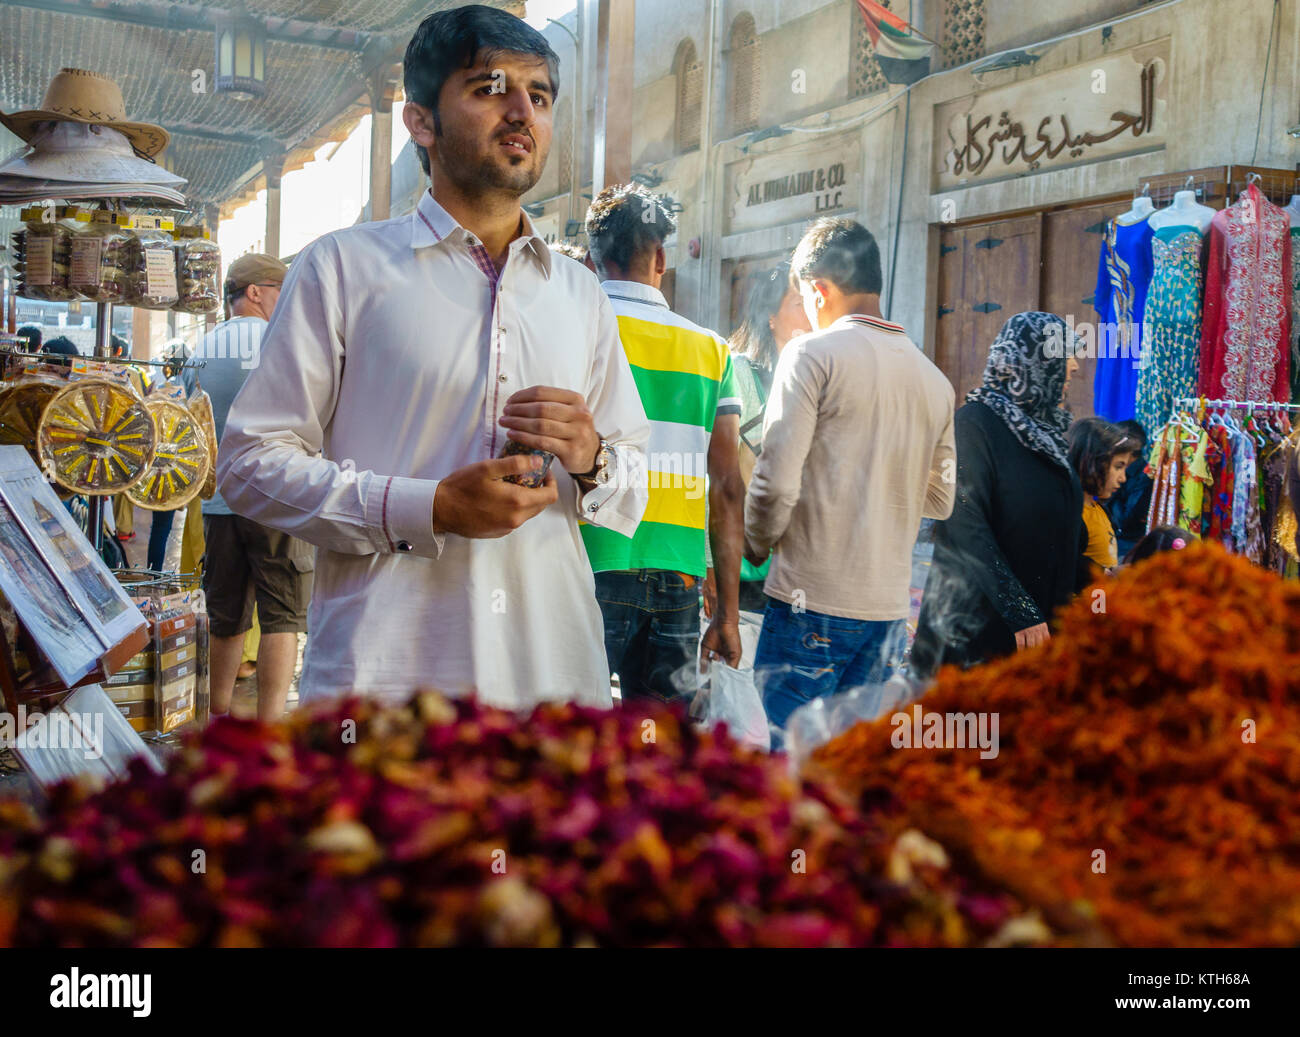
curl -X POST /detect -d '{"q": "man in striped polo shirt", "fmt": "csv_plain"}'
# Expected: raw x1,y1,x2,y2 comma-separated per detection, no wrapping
583,184,745,704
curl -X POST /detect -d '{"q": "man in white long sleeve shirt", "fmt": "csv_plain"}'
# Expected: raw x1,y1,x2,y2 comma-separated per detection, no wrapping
217,6,649,709
743,218,955,734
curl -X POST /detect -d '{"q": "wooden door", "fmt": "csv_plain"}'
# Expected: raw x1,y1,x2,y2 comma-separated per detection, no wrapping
935,215,1042,403
1040,200,1126,420
660,269,676,311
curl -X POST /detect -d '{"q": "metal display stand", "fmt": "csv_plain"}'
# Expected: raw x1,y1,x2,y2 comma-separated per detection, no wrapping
1174,397,1300,413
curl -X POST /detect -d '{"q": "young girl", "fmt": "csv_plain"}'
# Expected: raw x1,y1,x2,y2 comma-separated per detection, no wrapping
1067,417,1140,578
1123,525,1192,566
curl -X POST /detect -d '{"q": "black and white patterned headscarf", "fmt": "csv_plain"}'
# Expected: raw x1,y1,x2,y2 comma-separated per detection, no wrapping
966,312,1074,470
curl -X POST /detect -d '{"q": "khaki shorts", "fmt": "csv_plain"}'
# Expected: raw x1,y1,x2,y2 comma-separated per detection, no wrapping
203,514,314,638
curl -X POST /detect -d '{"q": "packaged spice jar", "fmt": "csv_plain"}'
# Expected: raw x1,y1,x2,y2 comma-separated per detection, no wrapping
172,227,221,313
15,206,78,302
124,216,179,310
68,211,132,304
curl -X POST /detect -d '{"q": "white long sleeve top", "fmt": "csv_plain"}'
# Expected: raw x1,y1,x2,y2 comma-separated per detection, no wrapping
217,190,649,708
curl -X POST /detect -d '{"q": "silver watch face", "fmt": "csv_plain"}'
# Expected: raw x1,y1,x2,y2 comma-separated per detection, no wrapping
593,443,614,484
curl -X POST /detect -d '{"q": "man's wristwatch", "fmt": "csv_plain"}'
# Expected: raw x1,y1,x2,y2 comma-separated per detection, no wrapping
574,436,614,485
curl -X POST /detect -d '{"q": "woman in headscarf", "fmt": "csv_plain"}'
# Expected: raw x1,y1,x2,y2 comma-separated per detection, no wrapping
908,312,1089,681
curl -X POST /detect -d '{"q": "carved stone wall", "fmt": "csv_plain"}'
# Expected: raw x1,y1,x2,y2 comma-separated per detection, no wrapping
850,0,892,98
942,0,986,69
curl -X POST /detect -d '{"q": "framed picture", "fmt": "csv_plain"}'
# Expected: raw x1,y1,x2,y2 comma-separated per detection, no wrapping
0,446,147,690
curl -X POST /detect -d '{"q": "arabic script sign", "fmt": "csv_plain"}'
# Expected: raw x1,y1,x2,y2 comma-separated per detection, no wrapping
934,40,1169,191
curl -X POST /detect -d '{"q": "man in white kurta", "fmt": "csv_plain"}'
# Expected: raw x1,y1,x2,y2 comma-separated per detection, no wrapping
220,10,651,709
217,186,648,709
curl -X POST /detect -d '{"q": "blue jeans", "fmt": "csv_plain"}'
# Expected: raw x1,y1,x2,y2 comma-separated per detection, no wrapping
147,508,177,571
754,597,906,733
594,569,700,706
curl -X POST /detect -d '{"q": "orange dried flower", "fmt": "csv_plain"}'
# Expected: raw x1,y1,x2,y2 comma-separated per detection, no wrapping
808,543,1300,947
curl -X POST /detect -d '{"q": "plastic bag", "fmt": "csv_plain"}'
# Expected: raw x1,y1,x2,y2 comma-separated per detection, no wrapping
172,230,221,314
702,661,770,752
187,388,218,500
784,672,931,772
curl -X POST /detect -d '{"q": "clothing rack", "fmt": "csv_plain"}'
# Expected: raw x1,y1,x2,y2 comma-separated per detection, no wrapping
114,569,199,591
1140,168,1218,207
0,348,206,370
1228,167,1300,207
1135,165,1300,210
1174,397,1300,412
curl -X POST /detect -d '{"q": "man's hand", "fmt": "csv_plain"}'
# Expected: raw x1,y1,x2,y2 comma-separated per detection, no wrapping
498,385,600,475
743,537,770,568
700,617,742,672
431,455,558,538
702,567,717,620
1014,622,1051,651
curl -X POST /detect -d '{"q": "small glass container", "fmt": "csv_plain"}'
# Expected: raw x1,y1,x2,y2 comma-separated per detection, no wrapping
16,206,78,302
172,228,221,314
68,211,132,304
124,218,179,310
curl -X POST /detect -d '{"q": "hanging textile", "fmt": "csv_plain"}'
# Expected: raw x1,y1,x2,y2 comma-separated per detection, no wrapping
1198,184,1293,403
1136,226,1204,439
1290,223,1300,403
1094,216,1154,422
1147,400,1300,573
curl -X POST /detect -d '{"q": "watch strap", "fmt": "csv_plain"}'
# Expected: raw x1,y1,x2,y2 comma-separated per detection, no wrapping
575,438,608,480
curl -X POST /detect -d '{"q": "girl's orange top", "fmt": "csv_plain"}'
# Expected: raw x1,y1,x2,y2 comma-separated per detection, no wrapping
1083,496,1118,576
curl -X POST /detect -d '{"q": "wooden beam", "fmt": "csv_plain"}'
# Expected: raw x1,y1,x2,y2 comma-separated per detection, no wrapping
366,66,401,222
261,145,285,260
3,0,374,52
162,125,266,146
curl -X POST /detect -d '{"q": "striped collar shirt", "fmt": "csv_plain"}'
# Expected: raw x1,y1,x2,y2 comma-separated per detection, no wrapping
217,190,649,709
581,279,739,576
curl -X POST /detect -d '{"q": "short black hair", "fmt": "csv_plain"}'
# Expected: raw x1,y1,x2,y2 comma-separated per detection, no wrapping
1117,419,1147,450
41,335,79,367
1123,525,1192,566
1067,416,1139,496
585,184,676,277
110,334,128,357
16,324,41,350
791,217,883,296
403,4,560,177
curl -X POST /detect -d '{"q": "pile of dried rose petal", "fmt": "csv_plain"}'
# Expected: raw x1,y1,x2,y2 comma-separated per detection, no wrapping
0,694,1059,947
808,543,1300,947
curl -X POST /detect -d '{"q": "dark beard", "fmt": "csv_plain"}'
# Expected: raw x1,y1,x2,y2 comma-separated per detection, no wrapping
434,122,543,197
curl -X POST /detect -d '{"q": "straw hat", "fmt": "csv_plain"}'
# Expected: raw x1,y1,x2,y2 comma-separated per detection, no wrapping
0,68,169,157
0,122,185,186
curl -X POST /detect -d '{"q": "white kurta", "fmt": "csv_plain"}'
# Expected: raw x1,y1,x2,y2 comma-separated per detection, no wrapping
217,190,649,708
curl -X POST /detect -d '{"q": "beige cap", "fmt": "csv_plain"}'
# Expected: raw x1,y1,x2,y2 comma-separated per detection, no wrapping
224,253,288,297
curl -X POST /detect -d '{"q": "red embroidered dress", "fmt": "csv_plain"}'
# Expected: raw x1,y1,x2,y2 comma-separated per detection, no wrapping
1198,184,1292,402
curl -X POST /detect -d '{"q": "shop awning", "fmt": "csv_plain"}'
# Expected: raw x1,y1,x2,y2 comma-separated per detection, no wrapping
0,0,525,221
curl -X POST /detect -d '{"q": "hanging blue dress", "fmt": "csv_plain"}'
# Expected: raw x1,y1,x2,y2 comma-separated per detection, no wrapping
1092,216,1154,421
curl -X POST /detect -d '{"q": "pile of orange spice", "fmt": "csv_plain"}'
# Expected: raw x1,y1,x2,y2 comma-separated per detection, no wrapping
807,542,1300,947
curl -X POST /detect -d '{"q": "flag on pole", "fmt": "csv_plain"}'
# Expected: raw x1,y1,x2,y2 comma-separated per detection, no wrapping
855,0,936,85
